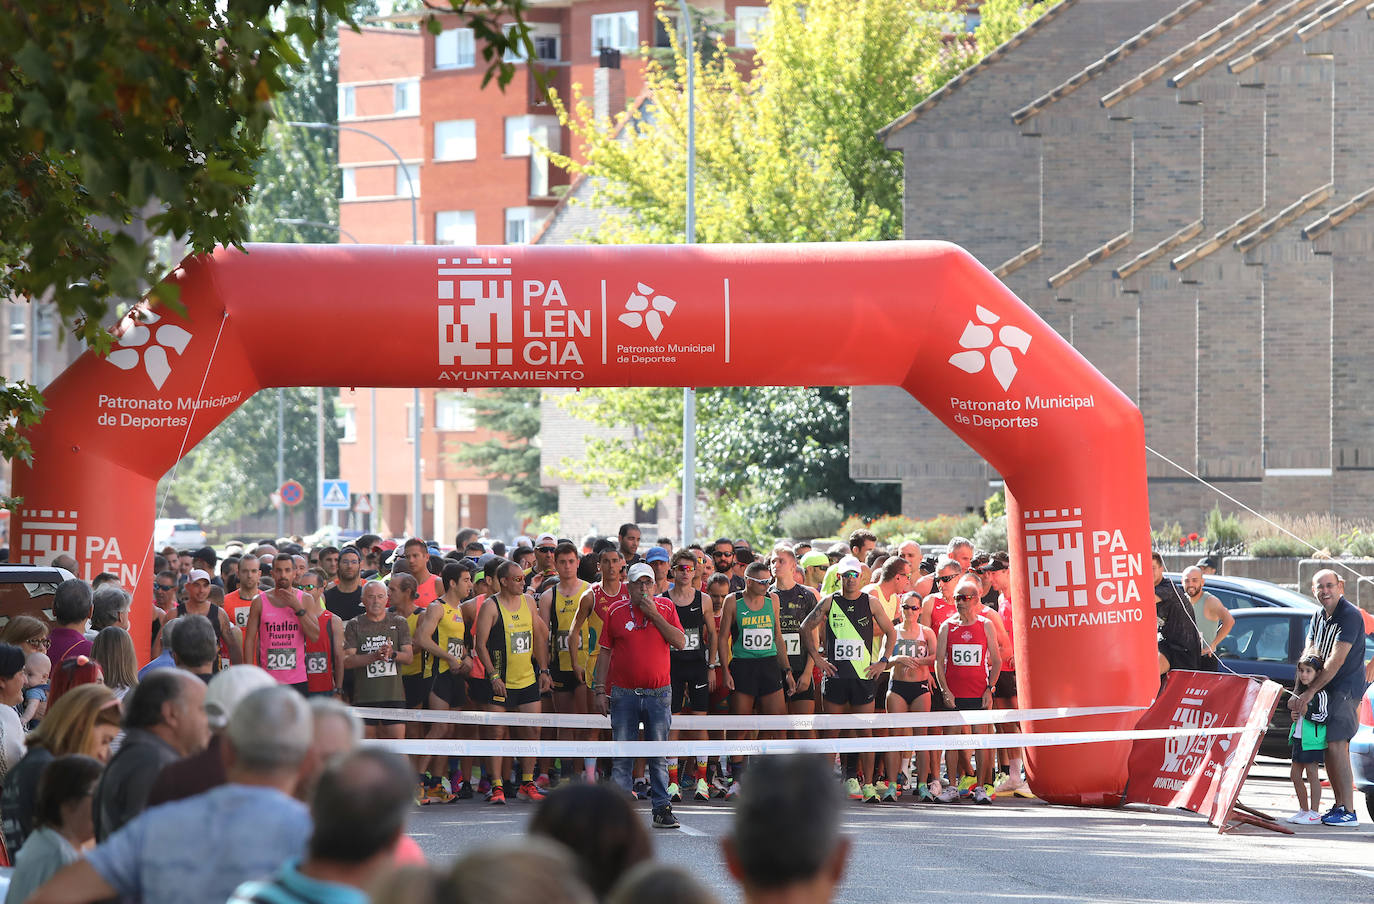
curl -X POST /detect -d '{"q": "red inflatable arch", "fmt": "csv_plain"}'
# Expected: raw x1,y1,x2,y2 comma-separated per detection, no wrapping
13,241,1154,805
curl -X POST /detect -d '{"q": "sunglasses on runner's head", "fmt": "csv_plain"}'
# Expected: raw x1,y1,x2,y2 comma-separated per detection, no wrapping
840,571,860,580
936,573,959,584
675,563,695,572
747,575,770,584
953,592,977,601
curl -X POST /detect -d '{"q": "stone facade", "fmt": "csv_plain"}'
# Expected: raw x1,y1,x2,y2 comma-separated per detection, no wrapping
861,0,1374,529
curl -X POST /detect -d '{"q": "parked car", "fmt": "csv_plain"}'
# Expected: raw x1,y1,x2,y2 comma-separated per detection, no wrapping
153,518,207,549
1351,683,1374,822
1165,573,1319,611
1216,608,1374,758
0,563,78,629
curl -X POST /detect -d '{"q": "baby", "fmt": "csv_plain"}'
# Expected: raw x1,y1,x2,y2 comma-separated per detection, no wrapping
20,651,50,730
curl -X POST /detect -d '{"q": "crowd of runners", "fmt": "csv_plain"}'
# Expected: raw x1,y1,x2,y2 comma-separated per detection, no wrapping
129,525,1031,810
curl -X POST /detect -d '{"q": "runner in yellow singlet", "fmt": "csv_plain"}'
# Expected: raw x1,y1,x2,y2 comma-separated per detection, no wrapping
411,560,475,800
537,541,590,784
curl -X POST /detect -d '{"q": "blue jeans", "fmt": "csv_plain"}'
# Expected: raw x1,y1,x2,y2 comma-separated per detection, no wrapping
609,685,672,809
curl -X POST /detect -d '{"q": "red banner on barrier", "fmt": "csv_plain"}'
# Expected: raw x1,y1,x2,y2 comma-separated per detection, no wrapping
1124,670,1282,821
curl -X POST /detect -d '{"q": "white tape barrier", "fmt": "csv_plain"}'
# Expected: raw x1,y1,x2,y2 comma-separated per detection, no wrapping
365,724,1259,758
349,703,1143,731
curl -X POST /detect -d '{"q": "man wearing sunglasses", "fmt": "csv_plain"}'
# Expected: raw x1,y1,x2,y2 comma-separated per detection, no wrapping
919,556,966,785
801,555,898,803
770,545,821,731
711,538,746,593
934,576,1002,804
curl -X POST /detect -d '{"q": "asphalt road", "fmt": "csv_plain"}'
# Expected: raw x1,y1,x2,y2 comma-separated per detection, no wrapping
406,757,1370,903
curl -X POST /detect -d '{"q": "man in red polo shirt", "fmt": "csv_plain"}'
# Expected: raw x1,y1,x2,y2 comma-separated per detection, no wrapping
592,562,687,829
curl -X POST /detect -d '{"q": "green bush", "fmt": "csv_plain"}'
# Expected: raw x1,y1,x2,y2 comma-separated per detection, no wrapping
1248,535,1308,557
778,497,844,541
917,512,984,546
1151,521,1183,547
1341,528,1374,558
836,514,870,542
973,515,1008,553
984,488,1005,521
868,514,922,544
1204,506,1245,548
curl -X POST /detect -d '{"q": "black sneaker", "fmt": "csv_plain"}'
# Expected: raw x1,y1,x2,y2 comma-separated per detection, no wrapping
633,779,649,800
652,805,680,829
455,781,474,800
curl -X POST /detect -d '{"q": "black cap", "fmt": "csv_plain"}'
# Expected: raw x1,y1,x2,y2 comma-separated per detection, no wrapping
1196,555,1220,572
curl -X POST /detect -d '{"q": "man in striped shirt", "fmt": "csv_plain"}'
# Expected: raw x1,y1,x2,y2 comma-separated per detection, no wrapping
1290,569,1368,826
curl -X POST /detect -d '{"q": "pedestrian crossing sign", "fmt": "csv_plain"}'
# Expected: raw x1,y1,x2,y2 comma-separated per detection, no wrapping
321,479,350,509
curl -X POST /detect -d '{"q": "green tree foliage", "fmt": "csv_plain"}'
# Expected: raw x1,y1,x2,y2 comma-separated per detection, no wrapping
0,0,533,488
556,386,900,536
450,389,556,518
162,388,340,529
972,0,1064,51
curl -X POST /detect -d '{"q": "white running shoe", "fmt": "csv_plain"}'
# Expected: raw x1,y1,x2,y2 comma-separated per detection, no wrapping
937,785,961,803
995,776,1030,795
1292,810,1322,825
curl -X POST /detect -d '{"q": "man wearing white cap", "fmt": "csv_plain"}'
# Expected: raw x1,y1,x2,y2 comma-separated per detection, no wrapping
592,562,686,829
156,569,243,669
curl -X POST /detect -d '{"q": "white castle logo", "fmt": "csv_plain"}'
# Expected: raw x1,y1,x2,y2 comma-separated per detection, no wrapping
106,309,193,390
948,305,1032,391
618,283,676,340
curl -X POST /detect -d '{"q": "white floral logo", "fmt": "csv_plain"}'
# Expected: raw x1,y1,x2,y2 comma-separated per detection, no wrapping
618,283,676,340
106,309,192,390
947,305,1032,391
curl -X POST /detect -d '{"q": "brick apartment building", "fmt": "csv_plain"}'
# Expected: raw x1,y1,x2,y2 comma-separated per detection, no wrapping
337,1,771,542
853,0,1374,529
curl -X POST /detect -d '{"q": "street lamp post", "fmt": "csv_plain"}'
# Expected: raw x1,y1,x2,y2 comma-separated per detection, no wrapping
285,120,423,539
678,1,698,547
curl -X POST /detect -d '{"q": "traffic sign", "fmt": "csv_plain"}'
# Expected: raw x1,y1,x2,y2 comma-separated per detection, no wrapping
354,495,373,514
321,479,350,510
279,480,304,507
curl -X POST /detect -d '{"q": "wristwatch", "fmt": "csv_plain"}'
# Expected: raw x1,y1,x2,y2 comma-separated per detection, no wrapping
539,667,551,675
293,608,306,617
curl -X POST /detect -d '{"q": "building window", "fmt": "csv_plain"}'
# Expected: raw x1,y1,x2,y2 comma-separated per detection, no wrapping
734,7,770,48
7,305,25,341
341,168,357,200
338,85,356,118
654,13,679,48
405,402,424,442
434,119,477,161
591,11,638,55
435,210,477,245
336,403,357,443
393,79,419,115
435,27,476,69
395,164,420,198
435,392,476,431
504,22,562,62
505,207,537,244
35,307,53,340
504,116,532,156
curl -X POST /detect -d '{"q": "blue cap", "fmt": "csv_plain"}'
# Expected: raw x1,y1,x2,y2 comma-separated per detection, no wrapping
644,546,670,563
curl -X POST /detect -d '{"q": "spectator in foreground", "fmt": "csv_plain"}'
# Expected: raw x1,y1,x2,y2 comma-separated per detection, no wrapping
137,618,179,679
1,684,121,854
228,748,414,904
441,839,594,904
30,685,314,904
92,669,210,841
146,665,278,807
48,581,94,664
723,754,849,904
0,643,29,781
607,863,719,904
529,783,652,901
4,756,103,904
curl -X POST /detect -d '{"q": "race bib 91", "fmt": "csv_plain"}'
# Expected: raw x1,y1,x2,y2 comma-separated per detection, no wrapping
951,644,982,667
742,628,774,651
833,639,865,662
783,633,801,656
512,631,533,655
